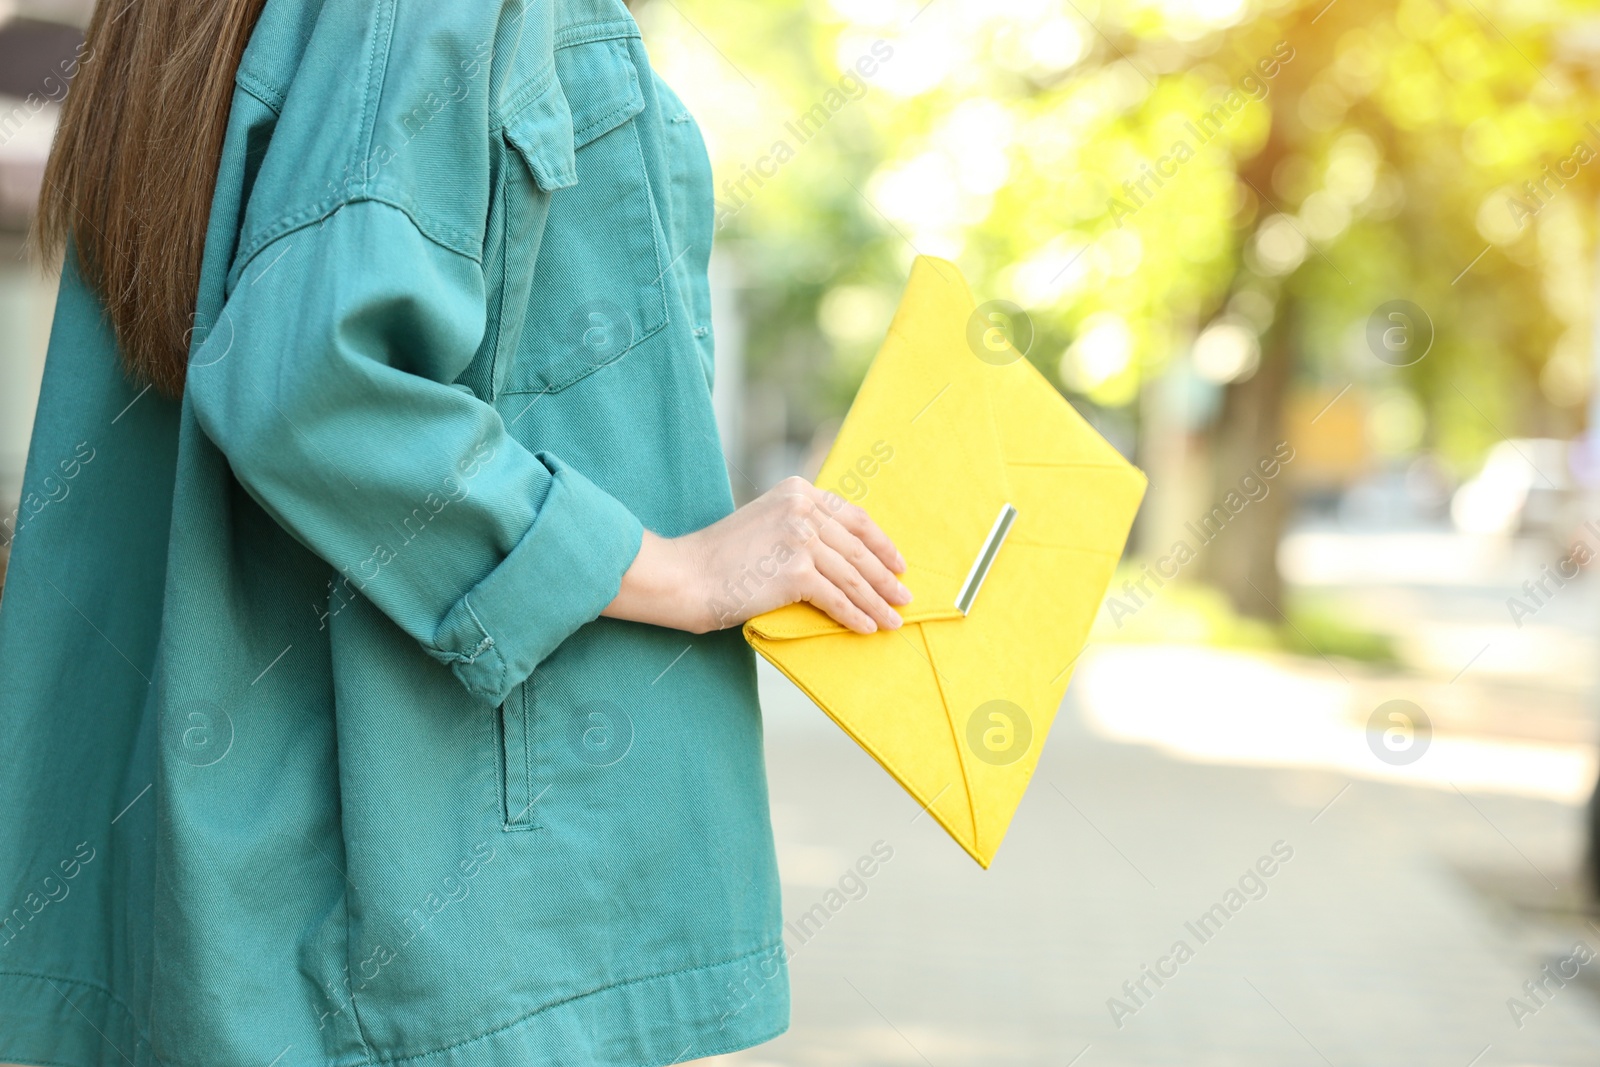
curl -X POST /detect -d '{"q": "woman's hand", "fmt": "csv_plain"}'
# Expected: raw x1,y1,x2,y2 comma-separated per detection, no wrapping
603,476,911,635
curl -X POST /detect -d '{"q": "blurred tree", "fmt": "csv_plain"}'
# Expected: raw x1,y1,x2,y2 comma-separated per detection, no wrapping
641,0,1600,614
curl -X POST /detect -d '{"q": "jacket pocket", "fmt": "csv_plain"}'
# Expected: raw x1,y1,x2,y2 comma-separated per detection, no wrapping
497,36,670,396
497,681,541,831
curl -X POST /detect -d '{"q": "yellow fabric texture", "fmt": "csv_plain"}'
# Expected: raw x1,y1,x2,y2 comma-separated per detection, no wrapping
743,256,1146,867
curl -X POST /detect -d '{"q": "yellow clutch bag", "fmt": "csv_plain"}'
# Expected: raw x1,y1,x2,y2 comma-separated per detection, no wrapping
743,256,1146,867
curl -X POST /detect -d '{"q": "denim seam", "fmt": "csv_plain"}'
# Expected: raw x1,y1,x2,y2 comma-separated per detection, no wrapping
231,21,642,130
554,19,640,50
229,197,481,300
0,941,785,1067
489,65,558,133
0,970,149,1062
235,66,285,113
570,73,642,147
335,6,397,1058
353,939,789,1067
443,596,504,703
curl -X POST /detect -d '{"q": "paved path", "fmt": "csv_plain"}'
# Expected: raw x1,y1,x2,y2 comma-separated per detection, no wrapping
704,655,1600,1067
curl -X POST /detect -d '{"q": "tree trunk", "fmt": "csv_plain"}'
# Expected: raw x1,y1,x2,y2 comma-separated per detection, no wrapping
1206,299,1294,618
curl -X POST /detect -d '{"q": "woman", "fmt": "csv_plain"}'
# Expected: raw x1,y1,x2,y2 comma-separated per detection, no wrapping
0,0,910,1064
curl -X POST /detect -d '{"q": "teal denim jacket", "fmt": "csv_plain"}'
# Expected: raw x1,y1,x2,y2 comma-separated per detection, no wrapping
0,1,787,1064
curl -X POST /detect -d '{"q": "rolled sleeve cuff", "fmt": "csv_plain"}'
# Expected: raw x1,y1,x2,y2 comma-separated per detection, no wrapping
426,455,644,704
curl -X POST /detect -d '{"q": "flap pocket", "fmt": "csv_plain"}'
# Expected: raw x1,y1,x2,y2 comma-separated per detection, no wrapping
561,36,645,149
502,73,577,192
495,34,669,397
499,37,644,191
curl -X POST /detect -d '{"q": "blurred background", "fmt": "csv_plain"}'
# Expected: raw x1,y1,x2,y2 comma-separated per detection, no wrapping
9,0,1600,1061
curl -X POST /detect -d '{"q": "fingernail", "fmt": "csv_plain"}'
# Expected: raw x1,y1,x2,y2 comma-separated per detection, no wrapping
895,552,907,572
895,582,913,604
886,611,902,629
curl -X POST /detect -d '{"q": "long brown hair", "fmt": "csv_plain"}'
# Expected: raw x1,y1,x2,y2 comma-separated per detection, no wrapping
35,0,267,397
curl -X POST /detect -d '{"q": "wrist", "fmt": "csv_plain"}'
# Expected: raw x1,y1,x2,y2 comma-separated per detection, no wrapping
606,530,714,633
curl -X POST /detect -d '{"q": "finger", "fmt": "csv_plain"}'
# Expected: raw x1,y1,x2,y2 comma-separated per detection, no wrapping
817,514,912,607
804,485,906,575
811,542,902,631
798,571,879,634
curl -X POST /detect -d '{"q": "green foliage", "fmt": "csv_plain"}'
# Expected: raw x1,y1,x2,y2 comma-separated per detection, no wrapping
1094,563,1398,665
641,0,1600,470
1279,597,1400,666
1092,569,1282,650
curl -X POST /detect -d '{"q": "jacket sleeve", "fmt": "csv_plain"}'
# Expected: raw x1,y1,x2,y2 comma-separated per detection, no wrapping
186,199,644,706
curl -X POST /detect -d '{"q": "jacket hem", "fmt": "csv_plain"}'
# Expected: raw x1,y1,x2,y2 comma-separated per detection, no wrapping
0,941,789,1067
